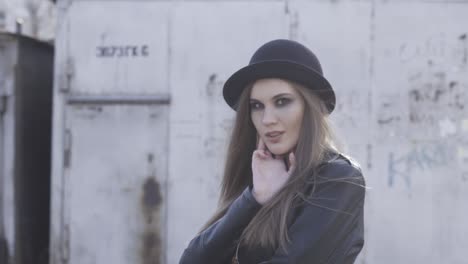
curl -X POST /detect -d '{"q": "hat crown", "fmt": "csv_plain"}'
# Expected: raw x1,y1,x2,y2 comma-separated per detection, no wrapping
222,39,336,114
249,39,324,75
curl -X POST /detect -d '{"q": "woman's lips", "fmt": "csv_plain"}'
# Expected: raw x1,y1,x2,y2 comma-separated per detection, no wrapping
265,131,284,143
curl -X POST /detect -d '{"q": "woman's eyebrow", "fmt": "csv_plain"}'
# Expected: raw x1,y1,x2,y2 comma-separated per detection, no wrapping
250,92,293,102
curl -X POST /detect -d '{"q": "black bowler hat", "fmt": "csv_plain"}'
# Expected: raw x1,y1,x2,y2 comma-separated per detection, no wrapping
222,39,336,114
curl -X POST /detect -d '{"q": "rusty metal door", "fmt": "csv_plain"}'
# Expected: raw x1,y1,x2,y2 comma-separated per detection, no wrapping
62,102,168,264
51,1,171,263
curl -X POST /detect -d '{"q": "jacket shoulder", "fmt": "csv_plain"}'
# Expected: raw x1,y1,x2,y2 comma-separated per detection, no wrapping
315,151,365,186
320,150,363,172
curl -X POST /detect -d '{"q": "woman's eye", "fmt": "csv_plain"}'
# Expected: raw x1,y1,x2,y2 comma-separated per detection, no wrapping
250,102,262,110
276,98,290,106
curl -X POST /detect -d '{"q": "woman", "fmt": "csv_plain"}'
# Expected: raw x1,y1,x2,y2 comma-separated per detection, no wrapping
178,39,366,264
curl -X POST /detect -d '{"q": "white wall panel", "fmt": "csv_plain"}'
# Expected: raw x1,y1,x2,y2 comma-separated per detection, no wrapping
64,104,168,264
67,1,171,94
167,2,288,263
368,2,468,263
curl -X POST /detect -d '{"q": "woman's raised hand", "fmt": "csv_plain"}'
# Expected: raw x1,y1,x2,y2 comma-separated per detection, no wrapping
251,136,296,205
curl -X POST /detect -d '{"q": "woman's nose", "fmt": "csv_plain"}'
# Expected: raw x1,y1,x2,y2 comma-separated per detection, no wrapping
262,107,277,125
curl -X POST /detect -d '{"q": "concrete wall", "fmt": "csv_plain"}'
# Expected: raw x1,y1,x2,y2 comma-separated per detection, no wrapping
50,1,468,263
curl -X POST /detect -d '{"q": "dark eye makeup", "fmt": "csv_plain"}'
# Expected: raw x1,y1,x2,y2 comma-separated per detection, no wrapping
276,97,291,106
250,97,292,110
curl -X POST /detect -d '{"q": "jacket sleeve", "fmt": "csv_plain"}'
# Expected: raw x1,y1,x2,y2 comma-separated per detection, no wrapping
260,159,366,264
179,184,263,264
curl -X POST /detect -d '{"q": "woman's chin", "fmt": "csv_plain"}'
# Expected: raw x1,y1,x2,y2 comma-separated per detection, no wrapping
268,145,291,157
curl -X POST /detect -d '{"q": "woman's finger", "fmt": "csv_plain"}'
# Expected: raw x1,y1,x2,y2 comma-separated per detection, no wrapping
254,149,268,159
258,137,274,159
287,152,296,174
263,149,272,159
257,136,266,151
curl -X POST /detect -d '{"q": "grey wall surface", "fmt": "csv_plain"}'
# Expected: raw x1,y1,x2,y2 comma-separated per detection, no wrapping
50,1,468,264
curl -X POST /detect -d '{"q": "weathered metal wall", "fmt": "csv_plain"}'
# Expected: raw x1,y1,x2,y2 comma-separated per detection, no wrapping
51,1,468,264
50,1,171,264
368,2,468,263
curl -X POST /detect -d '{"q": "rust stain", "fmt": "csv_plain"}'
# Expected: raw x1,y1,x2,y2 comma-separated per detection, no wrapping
141,230,162,264
142,177,162,222
147,153,154,163
140,176,162,264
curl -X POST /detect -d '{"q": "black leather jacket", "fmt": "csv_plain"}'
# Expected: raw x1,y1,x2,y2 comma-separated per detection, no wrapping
179,153,366,264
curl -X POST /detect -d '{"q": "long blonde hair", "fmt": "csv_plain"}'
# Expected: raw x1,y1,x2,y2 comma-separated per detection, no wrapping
199,78,343,253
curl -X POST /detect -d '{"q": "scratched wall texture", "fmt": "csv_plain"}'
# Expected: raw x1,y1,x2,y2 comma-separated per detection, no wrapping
367,2,468,263
49,1,468,264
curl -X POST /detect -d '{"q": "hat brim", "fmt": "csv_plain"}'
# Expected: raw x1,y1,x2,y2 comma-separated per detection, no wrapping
223,60,336,113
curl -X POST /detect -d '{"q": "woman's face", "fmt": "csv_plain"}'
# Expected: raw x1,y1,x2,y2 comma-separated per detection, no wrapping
249,78,305,156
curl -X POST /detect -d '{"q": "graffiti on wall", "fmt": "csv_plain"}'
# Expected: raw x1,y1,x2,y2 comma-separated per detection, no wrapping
402,33,468,140
375,93,406,141
387,141,455,190
399,32,467,68
407,65,467,138
376,32,468,143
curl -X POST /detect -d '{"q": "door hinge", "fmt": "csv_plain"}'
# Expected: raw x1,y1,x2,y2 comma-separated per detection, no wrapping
63,129,72,168
61,224,70,264
59,58,74,93
0,95,6,114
